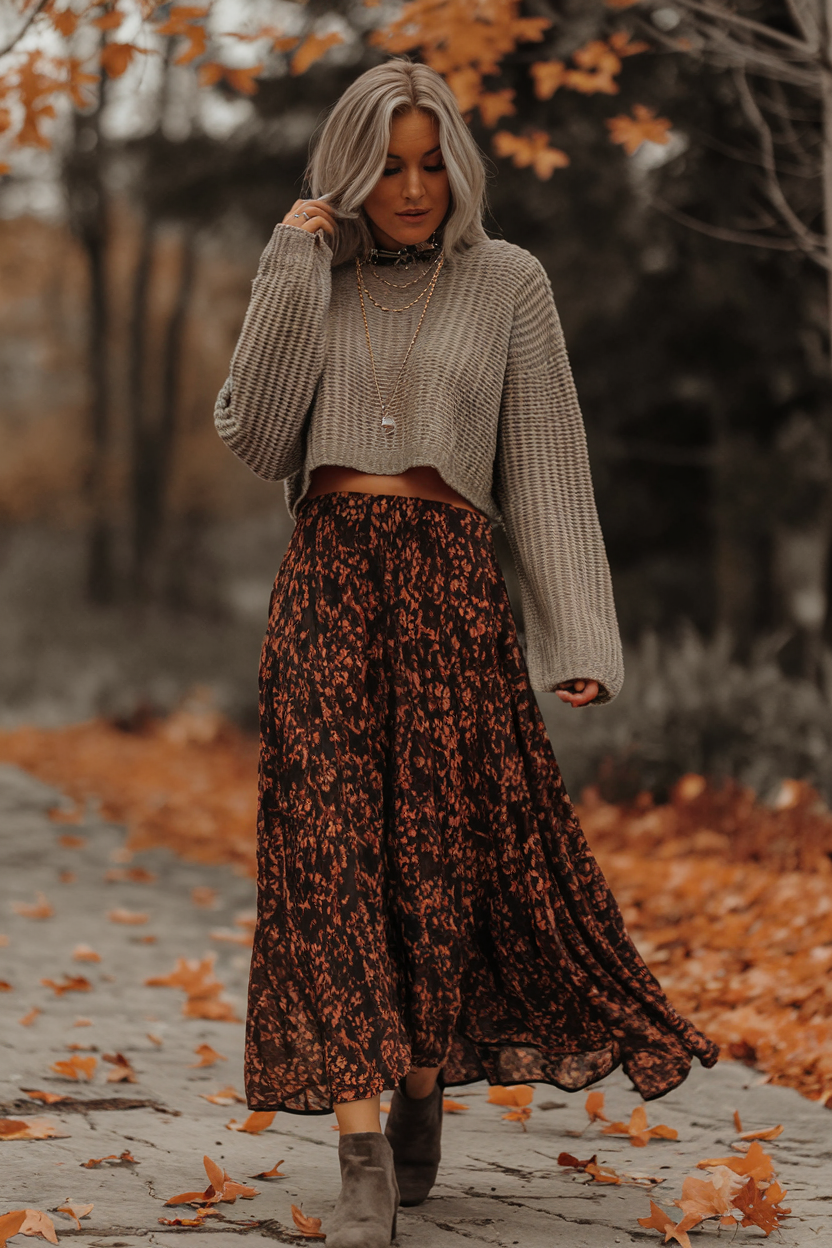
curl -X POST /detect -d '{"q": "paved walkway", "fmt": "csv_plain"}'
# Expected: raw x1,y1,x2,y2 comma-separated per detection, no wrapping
1,763,831,1247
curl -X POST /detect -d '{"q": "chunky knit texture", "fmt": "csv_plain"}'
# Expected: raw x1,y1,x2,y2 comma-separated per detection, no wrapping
214,223,623,702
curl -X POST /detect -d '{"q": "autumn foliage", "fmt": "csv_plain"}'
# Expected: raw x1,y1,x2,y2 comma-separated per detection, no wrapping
0,0,672,180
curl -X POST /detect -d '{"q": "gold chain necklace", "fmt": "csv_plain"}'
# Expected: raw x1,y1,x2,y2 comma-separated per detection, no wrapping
356,253,444,435
359,272,436,313
370,253,443,291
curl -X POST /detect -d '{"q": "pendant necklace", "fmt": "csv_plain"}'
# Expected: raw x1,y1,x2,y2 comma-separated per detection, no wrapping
355,251,444,435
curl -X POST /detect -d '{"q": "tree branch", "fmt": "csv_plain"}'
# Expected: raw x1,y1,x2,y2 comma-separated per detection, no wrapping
0,0,49,61
650,193,820,258
672,0,818,57
732,64,828,257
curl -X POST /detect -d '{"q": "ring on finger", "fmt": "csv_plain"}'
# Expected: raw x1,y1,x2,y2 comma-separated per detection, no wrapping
302,211,311,220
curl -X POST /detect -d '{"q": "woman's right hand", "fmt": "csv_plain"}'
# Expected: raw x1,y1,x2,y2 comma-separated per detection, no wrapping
282,198,337,239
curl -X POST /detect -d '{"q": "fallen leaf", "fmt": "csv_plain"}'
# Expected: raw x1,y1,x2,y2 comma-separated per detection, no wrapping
54,1200,93,1229
210,927,253,946
585,1159,622,1184
103,1052,138,1083
291,1203,325,1238
57,833,86,847
16,1209,58,1244
585,1090,608,1122
18,1007,41,1026
226,1111,275,1134
72,1018,93,1027
190,1044,227,1067
0,980,12,991
733,1109,743,1132
72,944,101,962
107,907,148,924
50,1055,97,1081
0,934,8,946
0,1212,26,1245
82,1150,136,1167
12,892,54,919
41,974,92,995
250,1159,285,1178
0,1118,67,1141
104,866,157,882
502,1107,532,1130
58,870,76,884
737,1123,784,1141
487,1084,534,1107
696,1140,775,1184
200,1086,245,1105
637,1199,692,1248
191,886,218,908
147,1033,163,1045
20,1090,69,1104
442,1098,469,1113
158,1207,221,1226
600,1104,678,1146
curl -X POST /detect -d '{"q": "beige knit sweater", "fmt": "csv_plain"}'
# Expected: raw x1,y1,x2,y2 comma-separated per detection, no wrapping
214,223,624,703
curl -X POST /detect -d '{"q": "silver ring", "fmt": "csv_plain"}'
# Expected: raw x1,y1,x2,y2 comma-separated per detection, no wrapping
292,213,300,218
302,211,311,220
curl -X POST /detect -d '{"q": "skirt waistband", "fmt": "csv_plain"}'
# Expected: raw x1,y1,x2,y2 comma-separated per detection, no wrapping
296,489,493,534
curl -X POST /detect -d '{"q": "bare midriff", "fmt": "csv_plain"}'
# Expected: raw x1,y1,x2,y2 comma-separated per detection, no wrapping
305,464,485,516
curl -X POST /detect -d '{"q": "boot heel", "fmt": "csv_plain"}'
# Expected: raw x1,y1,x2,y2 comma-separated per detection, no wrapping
391,1211,397,1240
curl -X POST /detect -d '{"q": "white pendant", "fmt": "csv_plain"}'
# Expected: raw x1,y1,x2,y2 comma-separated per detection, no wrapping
381,413,397,433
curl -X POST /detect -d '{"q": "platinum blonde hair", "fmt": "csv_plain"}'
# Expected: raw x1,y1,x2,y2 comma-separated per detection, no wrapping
305,59,489,267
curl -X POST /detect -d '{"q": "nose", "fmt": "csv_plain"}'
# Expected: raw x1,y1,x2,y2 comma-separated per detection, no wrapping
403,165,426,201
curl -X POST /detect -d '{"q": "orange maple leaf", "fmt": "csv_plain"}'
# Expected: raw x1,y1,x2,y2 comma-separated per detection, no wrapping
290,31,344,76
20,1090,68,1104
103,1052,138,1083
82,1150,136,1167
492,130,569,179
251,1159,286,1178
200,1085,245,1105
18,1006,41,1026
600,1104,678,1146
226,1111,275,1134
608,30,651,56
50,1054,97,1080
637,1199,692,1247
41,974,92,995
0,1118,66,1141
606,104,672,154
478,89,516,127
190,1043,228,1067
442,1098,469,1113
54,1201,93,1230
12,890,53,919
530,60,567,100
696,1140,775,1185
107,907,149,924
72,944,101,962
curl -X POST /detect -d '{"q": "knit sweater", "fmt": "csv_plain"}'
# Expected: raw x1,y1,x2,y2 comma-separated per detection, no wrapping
214,223,624,703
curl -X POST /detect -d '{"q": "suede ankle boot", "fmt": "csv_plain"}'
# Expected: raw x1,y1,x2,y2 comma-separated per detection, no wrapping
326,1131,399,1247
383,1073,444,1206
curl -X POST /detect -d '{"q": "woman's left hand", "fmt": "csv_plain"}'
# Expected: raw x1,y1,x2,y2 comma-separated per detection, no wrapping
555,678,599,707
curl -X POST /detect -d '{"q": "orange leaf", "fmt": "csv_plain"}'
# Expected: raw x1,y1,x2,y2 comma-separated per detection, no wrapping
103,1052,138,1083
100,43,147,80
18,1006,41,1026
0,1117,66,1141
16,1210,58,1244
41,974,92,995
608,30,651,56
442,1098,469,1113
107,907,148,924
530,60,567,100
737,1123,783,1141
57,833,86,847
104,866,157,883
48,8,79,37
502,1107,532,1130
82,1150,136,1167
190,1044,227,1067
191,886,218,908
637,1200,691,1248
200,1086,246,1105
50,1054,97,1080
493,129,569,179
0,980,12,991
291,1204,325,1238
585,1160,622,1184
478,89,516,128
204,1154,226,1193
0,1211,26,1245
696,1140,775,1185
72,944,101,962
733,1109,743,1132
558,1151,597,1167
251,1159,285,1178
584,1091,608,1122
55,1201,93,1230
445,66,482,113
12,891,53,919
163,1189,213,1206
290,31,344,76
20,1090,68,1104
92,10,124,30
486,1084,534,1107
606,104,672,154
226,1111,275,1134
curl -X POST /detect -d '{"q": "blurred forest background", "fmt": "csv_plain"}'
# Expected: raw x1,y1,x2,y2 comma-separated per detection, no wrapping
2,0,832,803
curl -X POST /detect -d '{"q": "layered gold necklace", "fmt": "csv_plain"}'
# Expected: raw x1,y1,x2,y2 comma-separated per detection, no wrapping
355,252,445,435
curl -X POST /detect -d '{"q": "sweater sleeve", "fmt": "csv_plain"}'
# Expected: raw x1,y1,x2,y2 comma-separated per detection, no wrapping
213,223,333,481
494,255,624,704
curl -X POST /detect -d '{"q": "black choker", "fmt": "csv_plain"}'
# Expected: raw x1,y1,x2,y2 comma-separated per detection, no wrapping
367,233,442,267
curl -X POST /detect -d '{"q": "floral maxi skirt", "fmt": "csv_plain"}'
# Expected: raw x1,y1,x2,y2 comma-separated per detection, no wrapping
245,491,719,1113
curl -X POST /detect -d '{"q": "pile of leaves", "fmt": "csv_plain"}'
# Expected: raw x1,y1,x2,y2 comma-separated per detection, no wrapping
1,709,831,1105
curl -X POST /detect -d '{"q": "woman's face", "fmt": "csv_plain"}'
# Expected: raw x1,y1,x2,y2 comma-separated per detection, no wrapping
362,109,450,251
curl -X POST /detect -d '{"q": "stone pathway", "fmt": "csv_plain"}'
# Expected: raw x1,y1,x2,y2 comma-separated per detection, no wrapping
1,763,831,1247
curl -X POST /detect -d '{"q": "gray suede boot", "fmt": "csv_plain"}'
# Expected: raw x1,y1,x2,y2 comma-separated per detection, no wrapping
383,1074,444,1206
326,1131,399,1248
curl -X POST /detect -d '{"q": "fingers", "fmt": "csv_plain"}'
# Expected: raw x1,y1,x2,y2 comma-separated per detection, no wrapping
555,679,600,708
282,198,337,236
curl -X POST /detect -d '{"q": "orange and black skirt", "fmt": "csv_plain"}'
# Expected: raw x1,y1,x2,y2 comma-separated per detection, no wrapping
244,491,719,1113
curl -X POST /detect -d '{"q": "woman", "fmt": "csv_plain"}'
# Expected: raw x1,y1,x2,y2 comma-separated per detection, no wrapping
214,58,719,1248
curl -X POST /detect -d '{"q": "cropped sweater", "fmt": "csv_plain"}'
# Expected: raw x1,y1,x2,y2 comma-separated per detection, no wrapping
214,223,624,703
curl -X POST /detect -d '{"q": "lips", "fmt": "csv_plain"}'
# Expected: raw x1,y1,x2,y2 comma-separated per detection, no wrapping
398,210,429,218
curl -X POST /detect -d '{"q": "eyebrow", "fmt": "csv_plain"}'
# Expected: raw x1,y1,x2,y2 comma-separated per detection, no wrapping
385,144,442,160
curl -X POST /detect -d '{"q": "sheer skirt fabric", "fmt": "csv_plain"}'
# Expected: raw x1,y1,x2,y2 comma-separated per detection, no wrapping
244,491,719,1113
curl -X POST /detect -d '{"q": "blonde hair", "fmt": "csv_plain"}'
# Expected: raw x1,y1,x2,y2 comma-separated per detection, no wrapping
305,59,489,267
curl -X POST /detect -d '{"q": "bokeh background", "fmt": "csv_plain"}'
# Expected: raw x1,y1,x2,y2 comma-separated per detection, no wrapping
2,0,831,803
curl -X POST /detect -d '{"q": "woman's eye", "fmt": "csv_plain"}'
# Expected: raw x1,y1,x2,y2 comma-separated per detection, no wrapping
382,167,401,177
425,163,445,172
